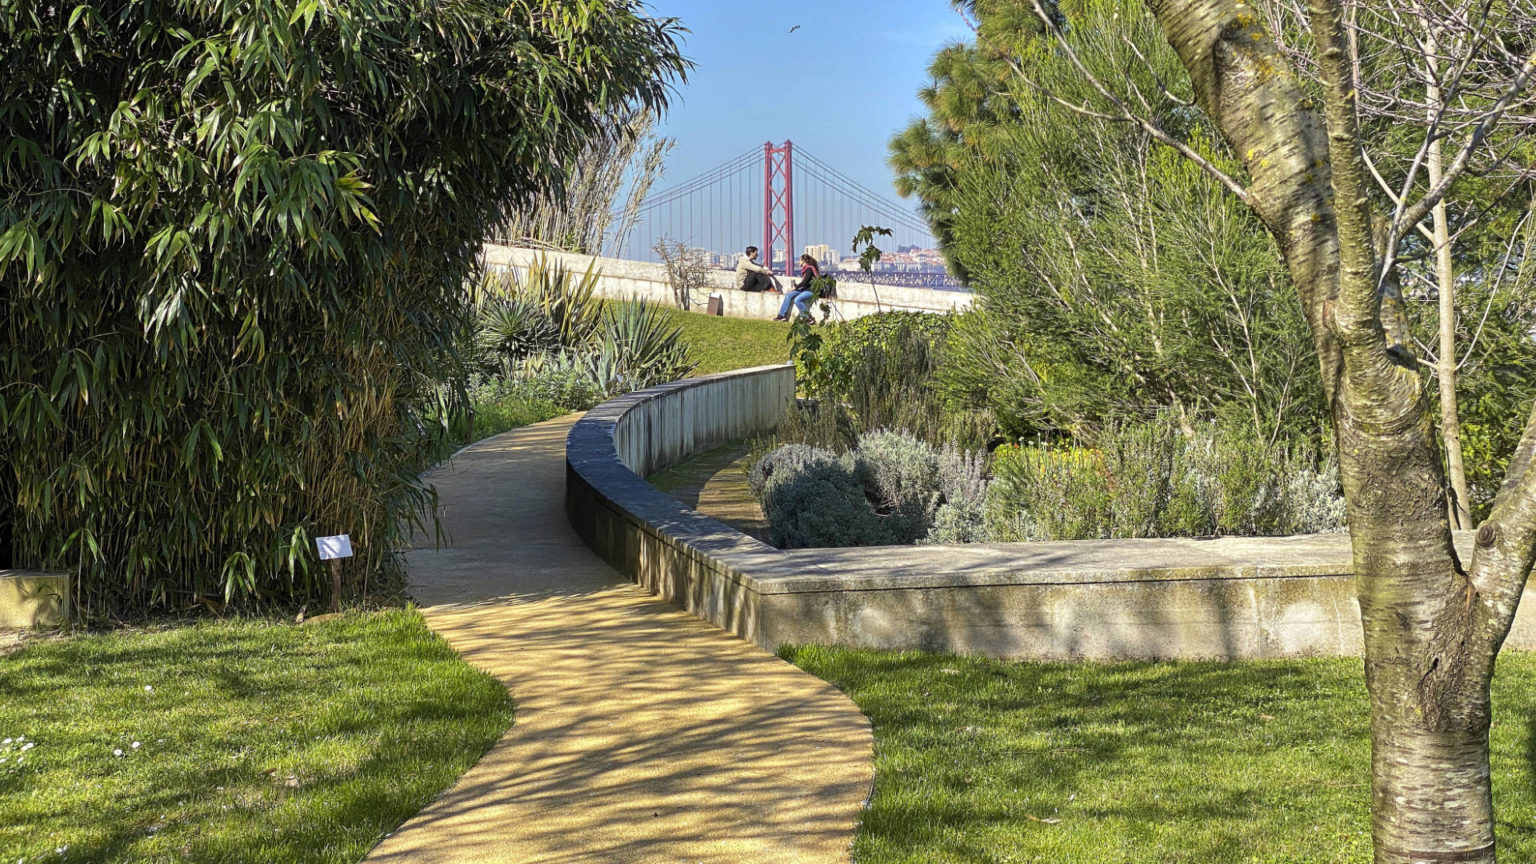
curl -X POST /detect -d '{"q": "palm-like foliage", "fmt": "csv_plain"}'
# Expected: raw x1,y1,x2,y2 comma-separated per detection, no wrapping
0,0,685,616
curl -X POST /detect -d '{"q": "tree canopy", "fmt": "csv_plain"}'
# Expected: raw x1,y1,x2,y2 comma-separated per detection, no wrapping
0,0,685,615
895,0,1325,442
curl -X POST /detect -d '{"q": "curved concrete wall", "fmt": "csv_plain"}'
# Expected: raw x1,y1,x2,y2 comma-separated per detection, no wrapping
567,371,1536,661
566,366,807,645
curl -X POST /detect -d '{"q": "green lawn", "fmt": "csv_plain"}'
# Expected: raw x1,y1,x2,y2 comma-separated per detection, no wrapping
659,307,793,376
783,646,1536,864
0,610,512,864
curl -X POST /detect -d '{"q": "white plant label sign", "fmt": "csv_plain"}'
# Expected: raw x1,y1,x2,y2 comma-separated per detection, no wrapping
316,535,354,561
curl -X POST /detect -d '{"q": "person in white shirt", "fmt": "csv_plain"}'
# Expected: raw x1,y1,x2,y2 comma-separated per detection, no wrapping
733,246,781,293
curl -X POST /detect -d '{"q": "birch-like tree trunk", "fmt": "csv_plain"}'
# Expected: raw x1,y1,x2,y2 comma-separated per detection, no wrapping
1142,1,1536,860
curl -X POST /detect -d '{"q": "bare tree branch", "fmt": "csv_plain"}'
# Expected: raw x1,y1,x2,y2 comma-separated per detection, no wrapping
1011,0,1256,204
1393,49,1536,237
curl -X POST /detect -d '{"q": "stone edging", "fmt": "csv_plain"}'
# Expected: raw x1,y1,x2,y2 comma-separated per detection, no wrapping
0,570,70,630
565,365,818,647
566,370,1536,660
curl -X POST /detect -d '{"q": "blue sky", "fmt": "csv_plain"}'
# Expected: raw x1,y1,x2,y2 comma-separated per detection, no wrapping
643,1,970,208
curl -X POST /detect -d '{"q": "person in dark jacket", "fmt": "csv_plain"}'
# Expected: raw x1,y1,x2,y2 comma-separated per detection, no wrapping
774,254,821,321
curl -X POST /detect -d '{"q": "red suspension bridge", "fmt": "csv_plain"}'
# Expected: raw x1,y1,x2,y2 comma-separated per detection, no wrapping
617,141,965,290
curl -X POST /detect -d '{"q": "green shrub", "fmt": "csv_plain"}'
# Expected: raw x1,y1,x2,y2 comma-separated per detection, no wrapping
596,299,699,390
800,311,950,399
984,443,1111,541
923,500,990,544
797,311,993,449
753,430,988,548
481,257,608,349
761,460,890,549
475,293,563,376
984,416,1346,541
748,444,841,500
849,429,944,544
0,0,684,616
775,401,862,452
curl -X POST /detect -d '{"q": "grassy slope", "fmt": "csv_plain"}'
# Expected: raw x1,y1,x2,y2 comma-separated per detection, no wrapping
657,307,792,377
784,646,1536,864
0,610,512,864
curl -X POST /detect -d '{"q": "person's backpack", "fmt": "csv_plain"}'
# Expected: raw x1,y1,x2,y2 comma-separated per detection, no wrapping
814,273,838,299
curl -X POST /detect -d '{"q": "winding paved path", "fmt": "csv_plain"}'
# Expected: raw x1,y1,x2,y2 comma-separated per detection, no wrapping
365,415,874,864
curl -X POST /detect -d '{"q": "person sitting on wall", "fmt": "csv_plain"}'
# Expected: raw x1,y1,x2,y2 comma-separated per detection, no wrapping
734,246,781,293
774,253,821,321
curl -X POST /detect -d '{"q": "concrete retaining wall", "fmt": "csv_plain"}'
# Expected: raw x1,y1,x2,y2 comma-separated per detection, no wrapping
566,366,802,647
566,371,1536,661
484,244,971,323
0,570,70,629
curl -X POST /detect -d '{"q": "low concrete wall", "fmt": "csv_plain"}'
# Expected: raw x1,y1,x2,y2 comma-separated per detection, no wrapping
567,373,1536,661
484,244,971,323
0,570,70,629
566,365,804,647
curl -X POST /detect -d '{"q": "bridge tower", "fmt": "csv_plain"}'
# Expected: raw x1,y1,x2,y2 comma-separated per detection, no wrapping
762,141,795,276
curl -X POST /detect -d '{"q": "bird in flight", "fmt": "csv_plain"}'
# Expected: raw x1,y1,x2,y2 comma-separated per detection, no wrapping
788,24,801,33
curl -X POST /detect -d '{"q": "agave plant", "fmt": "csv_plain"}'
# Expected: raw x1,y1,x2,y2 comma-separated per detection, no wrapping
597,299,698,389
475,293,562,375
480,255,606,349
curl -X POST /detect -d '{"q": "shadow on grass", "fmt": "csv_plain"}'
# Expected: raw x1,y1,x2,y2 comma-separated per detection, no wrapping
789,647,1388,864
0,610,512,864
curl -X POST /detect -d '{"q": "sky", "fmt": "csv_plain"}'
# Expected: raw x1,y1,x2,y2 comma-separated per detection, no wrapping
635,0,972,249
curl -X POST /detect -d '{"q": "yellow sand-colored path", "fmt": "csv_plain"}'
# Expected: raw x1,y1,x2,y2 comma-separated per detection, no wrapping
365,415,874,864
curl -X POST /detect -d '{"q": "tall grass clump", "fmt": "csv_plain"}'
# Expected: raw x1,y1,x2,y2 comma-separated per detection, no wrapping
0,0,685,617
985,416,1346,541
796,312,995,450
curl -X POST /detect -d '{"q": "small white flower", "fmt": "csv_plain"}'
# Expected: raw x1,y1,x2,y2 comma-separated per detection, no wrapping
113,748,124,757
2,738,11,745
131,742,140,750
21,742,34,751
144,685,153,692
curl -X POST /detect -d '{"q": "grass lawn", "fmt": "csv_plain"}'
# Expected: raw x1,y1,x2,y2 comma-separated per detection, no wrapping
657,307,793,376
0,610,512,864
783,646,1536,864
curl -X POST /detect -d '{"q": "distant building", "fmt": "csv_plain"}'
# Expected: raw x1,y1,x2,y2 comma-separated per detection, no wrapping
804,244,839,266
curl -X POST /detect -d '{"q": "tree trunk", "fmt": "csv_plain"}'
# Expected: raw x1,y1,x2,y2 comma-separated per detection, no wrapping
1140,1,1534,860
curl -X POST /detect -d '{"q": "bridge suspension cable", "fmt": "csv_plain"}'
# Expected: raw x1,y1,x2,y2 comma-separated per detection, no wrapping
613,140,955,288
